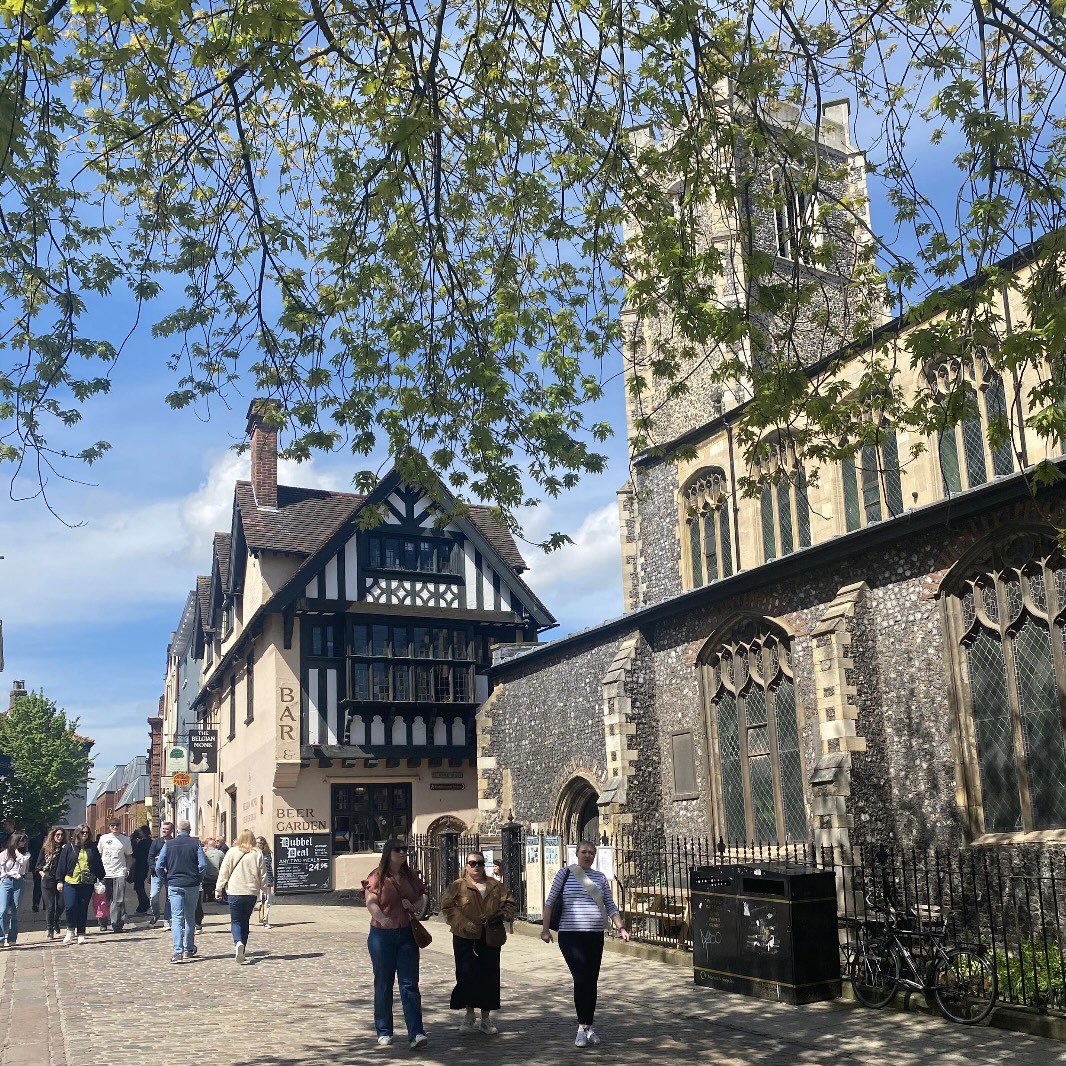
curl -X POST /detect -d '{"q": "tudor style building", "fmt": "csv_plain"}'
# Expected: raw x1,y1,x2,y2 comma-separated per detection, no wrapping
172,403,553,887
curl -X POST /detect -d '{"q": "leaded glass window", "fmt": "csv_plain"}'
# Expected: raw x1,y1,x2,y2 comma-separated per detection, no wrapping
682,470,733,589
841,425,905,532
951,531,1066,834
929,356,1016,495
757,439,811,562
705,621,807,842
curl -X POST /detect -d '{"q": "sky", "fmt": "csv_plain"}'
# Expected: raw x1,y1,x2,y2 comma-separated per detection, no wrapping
0,85,966,797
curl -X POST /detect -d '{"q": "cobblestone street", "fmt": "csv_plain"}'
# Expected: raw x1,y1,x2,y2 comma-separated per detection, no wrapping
0,899,1062,1065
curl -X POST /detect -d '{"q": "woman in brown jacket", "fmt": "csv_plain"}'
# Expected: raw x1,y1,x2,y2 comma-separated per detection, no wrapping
440,850,517,1036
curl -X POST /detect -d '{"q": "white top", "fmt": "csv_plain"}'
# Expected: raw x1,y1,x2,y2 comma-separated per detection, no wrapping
98,833,133,878
545,865,619,932
0,851,30,879
474,881,489,896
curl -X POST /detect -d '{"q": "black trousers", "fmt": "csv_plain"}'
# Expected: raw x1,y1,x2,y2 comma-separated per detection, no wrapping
41,878,64,934
133,869,150,911
32,871,42,909
62,883,93,936
450,934,502,1011
557,931,605,1026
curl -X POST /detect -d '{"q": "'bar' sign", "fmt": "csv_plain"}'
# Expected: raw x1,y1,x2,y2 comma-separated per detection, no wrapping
274,833,331,893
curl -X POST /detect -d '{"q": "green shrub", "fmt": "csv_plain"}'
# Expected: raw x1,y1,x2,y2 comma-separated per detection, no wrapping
994,940,1066,1010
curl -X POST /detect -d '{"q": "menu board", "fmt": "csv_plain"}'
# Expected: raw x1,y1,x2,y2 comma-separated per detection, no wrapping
274,833,331,893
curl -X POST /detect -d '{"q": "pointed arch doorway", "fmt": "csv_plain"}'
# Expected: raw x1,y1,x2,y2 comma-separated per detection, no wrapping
555,774,602,844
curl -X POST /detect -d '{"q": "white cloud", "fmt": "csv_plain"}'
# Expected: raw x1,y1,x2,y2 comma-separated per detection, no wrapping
521,502,624,634
0,448,341,627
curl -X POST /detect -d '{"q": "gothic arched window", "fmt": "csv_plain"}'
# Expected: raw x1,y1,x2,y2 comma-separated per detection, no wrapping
703,619,807,842
842,424,905,531
758,438,811,562
770,166,821,265
948,530,1066,834
682,470,734,588
928,354,1015,494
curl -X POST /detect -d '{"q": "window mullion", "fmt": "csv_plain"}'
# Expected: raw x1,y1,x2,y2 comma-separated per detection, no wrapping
764,668,786,841
998,583,1036,832
736,687,755,842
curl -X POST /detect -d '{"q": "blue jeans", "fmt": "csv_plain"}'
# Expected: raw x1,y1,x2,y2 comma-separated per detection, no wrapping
167,884,200,955
228,894,256,945
0,876,23,943
150,876,171,921
367,926,423,1040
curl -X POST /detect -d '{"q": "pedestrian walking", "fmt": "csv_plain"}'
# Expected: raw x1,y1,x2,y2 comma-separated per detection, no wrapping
200,837,225,930
131,827,151,913
255,836,274,928
98,818,134,932
147,821,173,929
362,838,429,1050
0,832,30,947
440,850,517,1036
35,827,68,939
28,830,44,913
155,819,208,964
540,840,630,1048
215,829,267,965
56,825,106,945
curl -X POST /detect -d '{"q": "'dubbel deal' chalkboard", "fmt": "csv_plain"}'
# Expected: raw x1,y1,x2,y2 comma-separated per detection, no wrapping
274,833,332,893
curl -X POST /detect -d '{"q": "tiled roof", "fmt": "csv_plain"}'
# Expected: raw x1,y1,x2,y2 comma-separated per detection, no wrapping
195,575,212,632
234,481,528,572
467,506,527,570
235,481,364,557
213,532,232,590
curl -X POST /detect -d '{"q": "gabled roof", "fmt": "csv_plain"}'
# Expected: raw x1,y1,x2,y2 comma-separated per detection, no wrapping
467,506,527,571
213,533,232,591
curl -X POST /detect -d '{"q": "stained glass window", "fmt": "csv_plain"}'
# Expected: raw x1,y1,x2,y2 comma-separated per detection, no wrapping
757,441,810,562
707,622,806,842
953,532,1066,834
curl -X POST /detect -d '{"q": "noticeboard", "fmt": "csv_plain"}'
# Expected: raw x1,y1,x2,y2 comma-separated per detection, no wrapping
274,833,331,893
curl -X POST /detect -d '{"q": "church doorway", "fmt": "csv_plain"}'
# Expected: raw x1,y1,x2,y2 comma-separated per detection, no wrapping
555,775,601,844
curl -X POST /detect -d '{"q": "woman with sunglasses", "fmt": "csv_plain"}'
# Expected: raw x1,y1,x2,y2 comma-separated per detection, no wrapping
361,838,429,1050
441,851,517,1036
55,824,106,945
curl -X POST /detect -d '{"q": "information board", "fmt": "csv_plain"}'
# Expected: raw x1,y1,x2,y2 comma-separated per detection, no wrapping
274,833,331,893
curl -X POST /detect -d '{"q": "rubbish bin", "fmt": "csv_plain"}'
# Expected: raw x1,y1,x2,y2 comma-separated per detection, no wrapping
691,861,840,1005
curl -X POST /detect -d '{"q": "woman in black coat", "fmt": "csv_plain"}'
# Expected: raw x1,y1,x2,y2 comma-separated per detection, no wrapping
55,824,106,945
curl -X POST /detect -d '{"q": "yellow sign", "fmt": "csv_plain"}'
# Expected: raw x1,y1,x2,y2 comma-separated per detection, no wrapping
172,771,192,788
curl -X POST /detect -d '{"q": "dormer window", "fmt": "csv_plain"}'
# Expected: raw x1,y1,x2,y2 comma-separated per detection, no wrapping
682,470,734,589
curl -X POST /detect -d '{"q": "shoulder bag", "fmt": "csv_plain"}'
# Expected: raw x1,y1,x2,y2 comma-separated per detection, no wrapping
571,864,610,928
409,915,433,949
548,866,571,931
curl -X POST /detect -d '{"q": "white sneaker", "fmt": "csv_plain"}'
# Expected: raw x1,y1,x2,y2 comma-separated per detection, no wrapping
586,1028,601,1045
478,1017,500,1035
458,1018,478,1035
376,1035,392,1047
235,942,246,964
575,1028,589,1048
77,935,86,945
62,931,73,945
410,1034,428,1050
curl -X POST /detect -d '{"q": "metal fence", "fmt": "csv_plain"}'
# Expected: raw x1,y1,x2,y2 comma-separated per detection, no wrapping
503,831,1066,1017
408,831,481,911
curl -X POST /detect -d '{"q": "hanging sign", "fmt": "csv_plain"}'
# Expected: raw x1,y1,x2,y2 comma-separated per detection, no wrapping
188,728,218,774
172,771,192,788
165,744,189,774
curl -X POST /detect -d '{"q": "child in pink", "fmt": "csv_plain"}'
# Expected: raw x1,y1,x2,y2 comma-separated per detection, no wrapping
92,885,109,931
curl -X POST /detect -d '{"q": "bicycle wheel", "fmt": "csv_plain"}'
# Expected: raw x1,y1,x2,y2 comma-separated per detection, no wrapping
931,947,998,1024
850,933,901,1009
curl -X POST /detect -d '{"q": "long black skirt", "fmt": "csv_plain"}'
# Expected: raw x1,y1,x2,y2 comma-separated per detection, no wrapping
450,933,502,1010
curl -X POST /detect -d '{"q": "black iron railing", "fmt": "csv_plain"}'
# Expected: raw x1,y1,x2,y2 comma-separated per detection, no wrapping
499,829,1066,1017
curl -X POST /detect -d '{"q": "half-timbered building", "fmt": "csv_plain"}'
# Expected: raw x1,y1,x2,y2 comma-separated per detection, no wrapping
184,402,554,887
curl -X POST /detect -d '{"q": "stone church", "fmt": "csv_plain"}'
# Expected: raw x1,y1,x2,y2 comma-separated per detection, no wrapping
476,101,1066,855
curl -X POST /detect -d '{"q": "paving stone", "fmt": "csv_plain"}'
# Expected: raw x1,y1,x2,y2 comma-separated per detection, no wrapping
0,900,1061,1065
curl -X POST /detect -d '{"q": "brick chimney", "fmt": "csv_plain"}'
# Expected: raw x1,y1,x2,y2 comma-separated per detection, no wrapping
7,680,26,712
246,399,278,509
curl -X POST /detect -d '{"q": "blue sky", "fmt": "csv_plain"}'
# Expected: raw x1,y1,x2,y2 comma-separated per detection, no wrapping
0,95,965,794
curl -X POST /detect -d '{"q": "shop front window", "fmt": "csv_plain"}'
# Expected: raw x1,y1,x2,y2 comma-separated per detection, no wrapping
332,782,413,853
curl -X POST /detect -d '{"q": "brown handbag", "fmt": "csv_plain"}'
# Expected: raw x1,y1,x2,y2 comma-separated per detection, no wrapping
484,917,507,948
409,916,433,949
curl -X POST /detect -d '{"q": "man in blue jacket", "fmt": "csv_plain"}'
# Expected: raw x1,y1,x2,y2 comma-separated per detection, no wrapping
155,819,208,964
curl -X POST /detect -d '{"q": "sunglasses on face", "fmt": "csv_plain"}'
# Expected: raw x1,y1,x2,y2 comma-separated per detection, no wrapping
467,860,485,868
392,846,408,853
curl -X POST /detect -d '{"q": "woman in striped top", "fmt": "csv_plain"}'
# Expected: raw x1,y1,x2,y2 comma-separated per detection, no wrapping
540,840,630,1048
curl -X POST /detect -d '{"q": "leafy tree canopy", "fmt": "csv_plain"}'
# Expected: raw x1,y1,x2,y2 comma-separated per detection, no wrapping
0,688,93,831
0,0,1064,536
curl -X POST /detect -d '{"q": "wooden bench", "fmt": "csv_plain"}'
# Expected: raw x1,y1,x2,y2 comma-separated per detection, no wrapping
619,891,691,948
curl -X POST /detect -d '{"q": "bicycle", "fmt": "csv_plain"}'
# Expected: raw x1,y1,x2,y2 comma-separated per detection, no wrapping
849,892,998,1025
